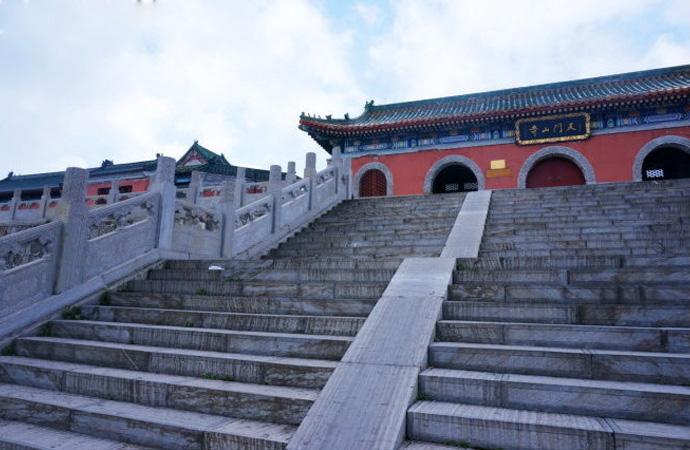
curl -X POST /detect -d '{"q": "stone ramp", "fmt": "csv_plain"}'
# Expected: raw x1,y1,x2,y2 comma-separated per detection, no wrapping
0,193,465,449
407,179,690,450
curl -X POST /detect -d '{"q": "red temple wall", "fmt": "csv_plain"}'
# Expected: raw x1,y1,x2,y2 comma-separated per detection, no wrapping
350,125,690,195
85,178,150,196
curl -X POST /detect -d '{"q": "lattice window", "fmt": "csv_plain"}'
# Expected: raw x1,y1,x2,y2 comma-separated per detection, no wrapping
646,169,664,179
463,182,479,190
445,183,459,192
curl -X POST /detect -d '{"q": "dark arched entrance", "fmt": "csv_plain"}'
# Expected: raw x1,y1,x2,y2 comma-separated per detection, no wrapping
359,169,387,197
526,157,586,188
432,164,478,194
641,146,690,181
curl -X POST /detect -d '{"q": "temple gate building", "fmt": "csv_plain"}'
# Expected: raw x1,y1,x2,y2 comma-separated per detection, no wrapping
300,64,690,197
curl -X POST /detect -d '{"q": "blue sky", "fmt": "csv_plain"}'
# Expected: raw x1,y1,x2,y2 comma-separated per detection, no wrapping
1,0,689,176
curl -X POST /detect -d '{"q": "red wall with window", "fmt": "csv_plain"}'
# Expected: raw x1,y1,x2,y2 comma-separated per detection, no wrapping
350,126,690,195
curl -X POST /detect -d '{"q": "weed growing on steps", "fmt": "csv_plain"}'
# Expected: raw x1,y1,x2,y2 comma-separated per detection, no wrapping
201,372,234,382
444,440,504,450
62,306,83,320
184,321,195,328
195,288,208,295
0,344,15,356
37,323,52,337
99,290,112,306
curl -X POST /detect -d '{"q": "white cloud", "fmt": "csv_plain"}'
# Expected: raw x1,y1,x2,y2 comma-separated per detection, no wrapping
0,0,687,179
367,0,687,102
355,3,382,26
0,0,362,176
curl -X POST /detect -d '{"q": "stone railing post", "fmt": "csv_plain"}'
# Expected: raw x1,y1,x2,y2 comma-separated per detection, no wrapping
150,156,177,251
332,146,343,195
220,179,235,257
189,171,202,205
39,185,51,219
304,152,316,211
287,161,297,184
268,165,282,233
9,189,21,221
107,180,119,204
55,168,89,293
235,167,246,207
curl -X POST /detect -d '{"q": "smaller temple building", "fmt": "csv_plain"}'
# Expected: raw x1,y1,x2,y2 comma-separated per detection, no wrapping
0,141,281,222
300,64,690,197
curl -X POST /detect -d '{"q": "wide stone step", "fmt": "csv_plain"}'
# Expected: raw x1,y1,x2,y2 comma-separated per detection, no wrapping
46,320,352,360
485,217,683,229
462,254,690,270
109,292,377,317
479,247,684,258
407,401,690,450
429,342,690,385
165,257,403,271
82,305,364,336
124,279,387,299
270,247,440,258
275,239,447,252
148,268,397,283
285,230,450,242
442,301,690,327
483,230,690,244
14,337,336,388
481,237,690,251
306,223,455,234
448,283,690,303
452,266,690,285
436,320,690,352
0,383,294,450
0,356,316,425
484,223,689,238
0,417,153,449
419,368,690,425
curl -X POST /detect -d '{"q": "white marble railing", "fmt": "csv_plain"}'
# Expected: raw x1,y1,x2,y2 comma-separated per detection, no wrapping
0,152,351,340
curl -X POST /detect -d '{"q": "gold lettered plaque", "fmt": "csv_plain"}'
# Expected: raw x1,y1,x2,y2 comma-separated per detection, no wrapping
515,112,591,145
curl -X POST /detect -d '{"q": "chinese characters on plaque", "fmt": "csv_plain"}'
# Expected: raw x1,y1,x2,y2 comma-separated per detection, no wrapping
515,113,591,145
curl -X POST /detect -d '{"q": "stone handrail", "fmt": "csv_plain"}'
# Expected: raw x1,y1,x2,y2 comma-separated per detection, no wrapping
0,152,352,342
280,178,309,204
87,191,159,240
0,221,63,320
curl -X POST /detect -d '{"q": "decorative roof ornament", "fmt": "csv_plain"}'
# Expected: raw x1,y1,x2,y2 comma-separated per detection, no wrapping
344,113,350,120
365,99,375,110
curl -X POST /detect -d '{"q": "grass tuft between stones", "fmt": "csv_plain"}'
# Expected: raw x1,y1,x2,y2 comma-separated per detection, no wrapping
62,306,83,321
201,372,234,382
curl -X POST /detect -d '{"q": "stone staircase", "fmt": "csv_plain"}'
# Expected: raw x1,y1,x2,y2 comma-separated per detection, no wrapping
407,179,690,450
0,193,464,449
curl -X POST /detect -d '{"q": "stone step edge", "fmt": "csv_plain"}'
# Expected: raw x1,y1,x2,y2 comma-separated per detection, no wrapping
408,400,690,448
0,417,155,450
0,383,294,448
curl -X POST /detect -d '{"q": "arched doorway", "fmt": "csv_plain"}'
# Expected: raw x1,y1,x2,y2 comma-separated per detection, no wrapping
641,146,690,181
526,157,586,188
359,169,387,197
432,164,479,194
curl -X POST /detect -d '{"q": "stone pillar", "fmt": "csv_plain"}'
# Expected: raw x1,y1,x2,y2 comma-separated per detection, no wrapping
304,152,316,210
39,185,51,219
287,161,297,184
9,189,21,221
268,165,282,233
150,156,177,252
332,146,343,195
107,179,119,204
55,168,89,293
189,171,203,204
234,167,246,208
304,152,317,179
220,179,235,258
